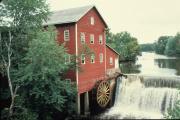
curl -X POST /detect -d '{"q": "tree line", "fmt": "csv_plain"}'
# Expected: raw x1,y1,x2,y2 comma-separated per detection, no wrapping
140,43,154,52
140,33,180,57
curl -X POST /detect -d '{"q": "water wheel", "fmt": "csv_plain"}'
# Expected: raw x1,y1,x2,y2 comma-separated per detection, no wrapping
96,81,111,107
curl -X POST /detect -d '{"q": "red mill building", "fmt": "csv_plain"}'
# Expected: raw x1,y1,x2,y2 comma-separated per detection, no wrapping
44,5,122,115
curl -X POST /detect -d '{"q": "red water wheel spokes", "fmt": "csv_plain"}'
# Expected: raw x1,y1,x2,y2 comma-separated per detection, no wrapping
97,81,111,107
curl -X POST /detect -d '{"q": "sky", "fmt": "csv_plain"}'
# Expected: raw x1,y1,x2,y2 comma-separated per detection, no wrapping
47,0,180,44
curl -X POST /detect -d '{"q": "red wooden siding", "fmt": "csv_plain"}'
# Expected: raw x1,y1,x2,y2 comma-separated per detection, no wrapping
56,24,76,81
77,8,107,93
106,46,119,70
54,7,119,94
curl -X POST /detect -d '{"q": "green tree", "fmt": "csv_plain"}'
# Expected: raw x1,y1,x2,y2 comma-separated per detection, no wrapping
106,31,140,61
0,0,49,118
0,0,50,64
164,37,176,56
16,27,76,119
154,36,170,54
106,28,116,48
174,33,180,56
165,97,180,119
140,43,154,52
154,33,180,57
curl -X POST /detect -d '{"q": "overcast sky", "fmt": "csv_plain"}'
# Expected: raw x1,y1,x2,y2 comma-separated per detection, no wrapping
47,0,180,44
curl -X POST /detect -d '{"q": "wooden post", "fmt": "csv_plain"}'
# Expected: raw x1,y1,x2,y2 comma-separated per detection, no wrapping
76,94,81,115
109,79,116,107
84,92,90,115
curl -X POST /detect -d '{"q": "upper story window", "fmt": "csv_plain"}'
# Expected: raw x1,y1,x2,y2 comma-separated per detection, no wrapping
65,54,71,64
64,30,69,41
99,35,103,44
90,17,94,25
110,57,113,65
65,79,71,83
80,32,85,44
90,34,94,44
81,54,85,64
91,54,95,63
99,53,103,63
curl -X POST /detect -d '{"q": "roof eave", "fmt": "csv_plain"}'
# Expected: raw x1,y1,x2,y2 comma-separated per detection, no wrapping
43,5,108,28
106,44,120,56
92,6,108,28
43,21,76,26
75,6,108,28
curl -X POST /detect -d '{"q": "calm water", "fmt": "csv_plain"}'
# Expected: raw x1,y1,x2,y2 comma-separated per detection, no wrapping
120,52,180,76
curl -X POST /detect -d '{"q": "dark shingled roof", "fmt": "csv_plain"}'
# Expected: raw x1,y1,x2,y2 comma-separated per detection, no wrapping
43,5,107,27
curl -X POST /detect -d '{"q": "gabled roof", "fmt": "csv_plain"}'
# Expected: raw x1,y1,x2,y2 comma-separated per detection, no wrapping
106,44,120,56
43,5,108,27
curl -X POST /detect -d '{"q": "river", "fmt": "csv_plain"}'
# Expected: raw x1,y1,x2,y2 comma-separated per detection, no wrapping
120,52,180,76
99,52,180,119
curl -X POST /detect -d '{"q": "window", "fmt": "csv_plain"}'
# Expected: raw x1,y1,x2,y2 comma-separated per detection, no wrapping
64,30,69,41
110,57,113,65
65,79,71,83
99,35,103,44
91,54,95,63
99,53,103,63
90,17,94,25
80,32,85,44
65,54,71,64
81,54,85,64
90,34,94,44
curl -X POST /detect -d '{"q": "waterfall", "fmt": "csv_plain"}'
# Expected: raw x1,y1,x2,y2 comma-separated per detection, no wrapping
101,75,180,119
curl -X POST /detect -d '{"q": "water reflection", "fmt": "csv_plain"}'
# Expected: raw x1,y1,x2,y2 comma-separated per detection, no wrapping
120,52,180,76
155,59,180,75
120,62,141,74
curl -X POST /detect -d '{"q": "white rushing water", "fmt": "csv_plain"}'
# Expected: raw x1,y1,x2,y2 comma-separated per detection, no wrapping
101,75,180,119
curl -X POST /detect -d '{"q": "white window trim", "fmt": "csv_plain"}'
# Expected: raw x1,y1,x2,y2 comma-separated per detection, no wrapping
90,34,94,44
99,35,103,44
91,54,95,63
99,53,103,63
65,79,71,83
110,57,113,65
80,32,85,44
81,54,85,64
64,29,70,41
65,54,71,64
90,17,94,25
